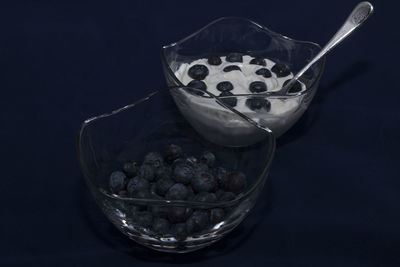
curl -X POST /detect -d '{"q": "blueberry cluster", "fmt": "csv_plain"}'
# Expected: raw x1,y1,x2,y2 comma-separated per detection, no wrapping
185,53,299,111
108,144,247,240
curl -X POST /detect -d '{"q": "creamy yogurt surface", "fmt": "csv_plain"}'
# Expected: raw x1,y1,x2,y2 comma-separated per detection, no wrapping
174,55,305,116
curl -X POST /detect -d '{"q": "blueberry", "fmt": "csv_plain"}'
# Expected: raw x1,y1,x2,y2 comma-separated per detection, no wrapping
132,189,150,199
187,185,195,199
215,189,225,199
191,171,217,193
250,57,266,66
152,217,170,234
216,81,234,92
173,163,194,184
188,64,209,80
283,79,303,93
155,165,172,181
130,205,143,213
109,171,127,193
186,156,198,165
226,53,243,62
187,80,207,95
165,183,189,200
186,210,209,233
143,152,164,169
155,178,175,196
210,208,225,224
149,183,163,199
245,97,271,111
139,164,155,181
224,172,247,194
219,91,237,107
255,68,272,78
193,163,209,173
271,63,291,77
200,151,215,167
214,167,228,188
149,205,169,218
171,223,187,241
134,211,153,228
249,81,267,93
163,144,183,164
168,206,192,223
194,192,217,202
127,176,150,196
223,65,241,72
219,191,236,201
207,55,222,65
122,161,139,177
118,190,128,197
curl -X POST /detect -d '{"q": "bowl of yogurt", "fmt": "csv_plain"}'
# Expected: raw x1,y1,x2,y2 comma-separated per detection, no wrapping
161,17,325,146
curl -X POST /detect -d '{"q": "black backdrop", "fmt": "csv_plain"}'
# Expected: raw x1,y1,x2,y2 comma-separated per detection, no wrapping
1,0,400,266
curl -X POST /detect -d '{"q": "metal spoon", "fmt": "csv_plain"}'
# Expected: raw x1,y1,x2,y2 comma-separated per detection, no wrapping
274,1,374,96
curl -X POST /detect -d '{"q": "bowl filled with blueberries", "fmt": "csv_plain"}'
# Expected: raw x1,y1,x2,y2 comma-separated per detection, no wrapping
77,87,275,253
161,17,325,146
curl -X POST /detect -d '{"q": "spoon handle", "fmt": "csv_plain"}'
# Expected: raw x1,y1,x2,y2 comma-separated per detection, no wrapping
290,2,374,87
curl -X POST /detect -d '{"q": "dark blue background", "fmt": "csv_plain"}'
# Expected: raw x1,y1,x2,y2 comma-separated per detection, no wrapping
1,0,399,266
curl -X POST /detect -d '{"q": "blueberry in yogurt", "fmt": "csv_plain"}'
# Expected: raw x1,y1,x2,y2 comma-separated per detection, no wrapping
207,55,222,65
249,81,267,93
187,80,207,95
223,65,241,72
271,63,291,77
249,57,266,66
219,91,237,107
226,52,243,62
283,79,303,93
245,97,271,111
216,81,234,92
255,68,272,78
188,64,209,80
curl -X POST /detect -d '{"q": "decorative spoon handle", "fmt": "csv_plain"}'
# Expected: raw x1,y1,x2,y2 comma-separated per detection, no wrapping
281,1,374,95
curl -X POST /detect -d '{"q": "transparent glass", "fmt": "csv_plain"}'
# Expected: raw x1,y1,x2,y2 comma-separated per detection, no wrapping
161,17,325,143
77,87,275,253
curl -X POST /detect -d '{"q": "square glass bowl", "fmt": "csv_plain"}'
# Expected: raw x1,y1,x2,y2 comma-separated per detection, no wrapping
161,17,325,145
77,87,275,253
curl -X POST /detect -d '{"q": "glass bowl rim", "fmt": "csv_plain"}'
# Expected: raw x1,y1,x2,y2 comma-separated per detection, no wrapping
161,16,326,98
77,87,276,208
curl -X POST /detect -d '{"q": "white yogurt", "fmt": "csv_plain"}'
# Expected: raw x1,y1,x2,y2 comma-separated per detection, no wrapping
174,55,307,137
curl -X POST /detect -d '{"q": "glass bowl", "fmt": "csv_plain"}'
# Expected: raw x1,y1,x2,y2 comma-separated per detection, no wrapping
77,87,275,253
161,17,325,144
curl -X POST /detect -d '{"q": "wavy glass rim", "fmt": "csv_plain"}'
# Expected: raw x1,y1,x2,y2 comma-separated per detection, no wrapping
161,16,326,98
77,87,276,208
